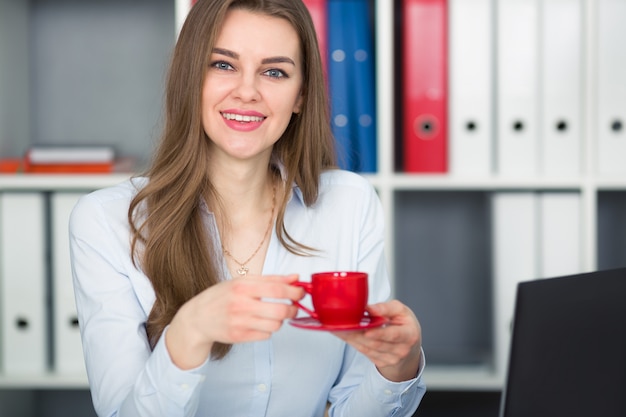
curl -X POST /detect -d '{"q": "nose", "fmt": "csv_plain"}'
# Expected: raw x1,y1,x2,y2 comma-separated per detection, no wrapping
233,72,261,103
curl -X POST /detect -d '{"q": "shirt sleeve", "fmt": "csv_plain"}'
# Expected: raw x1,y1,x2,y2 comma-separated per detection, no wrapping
70,191,208,417
325,176,427,417
327,337,426,417
357,349,426,415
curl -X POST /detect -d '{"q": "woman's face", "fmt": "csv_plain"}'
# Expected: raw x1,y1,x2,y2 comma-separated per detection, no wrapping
201,9,303,164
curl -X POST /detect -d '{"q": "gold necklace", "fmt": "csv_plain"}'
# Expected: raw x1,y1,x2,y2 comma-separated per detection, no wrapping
222,185,276,276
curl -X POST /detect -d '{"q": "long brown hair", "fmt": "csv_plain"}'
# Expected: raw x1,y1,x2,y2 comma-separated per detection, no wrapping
128,0,336,359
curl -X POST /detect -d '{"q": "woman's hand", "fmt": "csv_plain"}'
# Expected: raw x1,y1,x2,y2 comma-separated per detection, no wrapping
165,274,304,369
332,300,422,382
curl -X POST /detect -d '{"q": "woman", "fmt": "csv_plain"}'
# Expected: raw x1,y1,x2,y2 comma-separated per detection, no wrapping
70,0,426,416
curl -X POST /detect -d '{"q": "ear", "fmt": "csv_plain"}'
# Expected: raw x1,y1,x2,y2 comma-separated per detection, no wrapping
293,92,304,114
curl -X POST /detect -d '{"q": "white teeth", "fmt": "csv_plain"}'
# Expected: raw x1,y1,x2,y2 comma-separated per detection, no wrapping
222,112,265,122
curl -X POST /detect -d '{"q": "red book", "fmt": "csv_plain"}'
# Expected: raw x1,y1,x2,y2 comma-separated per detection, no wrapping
402,0,448,173
0,159,24,173
1,154,133,174
24,163,114,174
302,0,328,77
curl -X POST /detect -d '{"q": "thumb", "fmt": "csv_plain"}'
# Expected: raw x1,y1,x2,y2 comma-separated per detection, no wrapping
367,303,387,317
367,300,406,317
282,273,300,284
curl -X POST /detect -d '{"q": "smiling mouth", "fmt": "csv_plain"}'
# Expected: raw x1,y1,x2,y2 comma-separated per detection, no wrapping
221,112,266,123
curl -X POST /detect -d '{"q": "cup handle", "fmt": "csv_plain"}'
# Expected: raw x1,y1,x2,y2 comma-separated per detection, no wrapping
291,281,318,319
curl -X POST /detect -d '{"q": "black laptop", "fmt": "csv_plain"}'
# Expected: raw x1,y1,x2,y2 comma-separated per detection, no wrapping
500,267,626,417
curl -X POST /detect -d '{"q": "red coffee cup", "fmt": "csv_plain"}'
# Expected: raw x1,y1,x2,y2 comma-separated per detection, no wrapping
292,271,368,325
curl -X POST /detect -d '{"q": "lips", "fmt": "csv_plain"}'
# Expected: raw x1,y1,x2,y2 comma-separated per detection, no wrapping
220,110,266,132
221,112,266,123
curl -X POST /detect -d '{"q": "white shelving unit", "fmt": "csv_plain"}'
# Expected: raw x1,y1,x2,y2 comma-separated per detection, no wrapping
0,174,131,192
0,1,179,415
372,0,626,391
0,0,625,415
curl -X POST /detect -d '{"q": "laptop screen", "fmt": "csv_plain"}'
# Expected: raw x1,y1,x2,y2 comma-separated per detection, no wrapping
500,268,626,417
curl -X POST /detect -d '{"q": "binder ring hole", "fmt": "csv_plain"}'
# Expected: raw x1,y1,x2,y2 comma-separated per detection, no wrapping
414,115,438,140
512,120,524,132
465,121,477,132
16,317,29,330
611,119,623,133
70,317,80,327
556,120,568,132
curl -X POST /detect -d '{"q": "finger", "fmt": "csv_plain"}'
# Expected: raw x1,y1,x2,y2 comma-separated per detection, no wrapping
253,301,300,321
231,276,304,301
269,274,305,301
363,322,408,341
253,274,304,300
357,334,417,364
335,335,404,368
368,301,421,331
224,293,297,320
335,323,415,352
222,308,292,342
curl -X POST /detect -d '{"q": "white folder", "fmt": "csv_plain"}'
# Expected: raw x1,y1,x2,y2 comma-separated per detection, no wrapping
496,0,539,176
538,192,582,277
491,192,538,380
596,0,626,175
51,192,86,375
0,192,47,375
540,0,582,176
449,0,494,176
174,0,194,37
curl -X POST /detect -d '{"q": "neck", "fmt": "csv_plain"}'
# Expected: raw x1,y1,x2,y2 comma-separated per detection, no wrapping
209,155,275,210
210,166,278,240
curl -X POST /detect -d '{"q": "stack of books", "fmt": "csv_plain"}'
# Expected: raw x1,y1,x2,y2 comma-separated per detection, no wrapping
0,145,131,174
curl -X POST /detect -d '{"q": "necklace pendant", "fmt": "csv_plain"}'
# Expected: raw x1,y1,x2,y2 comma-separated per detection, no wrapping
237,266,249,276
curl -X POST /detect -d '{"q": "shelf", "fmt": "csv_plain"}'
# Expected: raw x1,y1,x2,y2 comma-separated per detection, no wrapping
5,173,626,193
365,173,588,191
0,173,132,191
0,373,88,390
423,366,502,391
594,179,626,190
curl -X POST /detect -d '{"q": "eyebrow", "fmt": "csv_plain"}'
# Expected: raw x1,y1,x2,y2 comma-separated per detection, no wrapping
212,48,296,66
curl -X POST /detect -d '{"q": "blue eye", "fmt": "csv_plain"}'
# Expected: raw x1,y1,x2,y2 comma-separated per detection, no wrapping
264,69,287,79
212,61,233,71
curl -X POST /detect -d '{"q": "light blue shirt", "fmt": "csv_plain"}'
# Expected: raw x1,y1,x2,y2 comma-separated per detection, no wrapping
70,169,426,417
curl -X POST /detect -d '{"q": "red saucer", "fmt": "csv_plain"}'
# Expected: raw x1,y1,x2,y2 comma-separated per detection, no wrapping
289,315,388,331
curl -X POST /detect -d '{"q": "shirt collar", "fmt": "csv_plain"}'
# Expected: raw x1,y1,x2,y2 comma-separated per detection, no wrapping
271,155,304,206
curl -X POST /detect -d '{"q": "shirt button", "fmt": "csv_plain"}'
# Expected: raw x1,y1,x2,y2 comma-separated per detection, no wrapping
257,384,267,392
383,389,393,396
